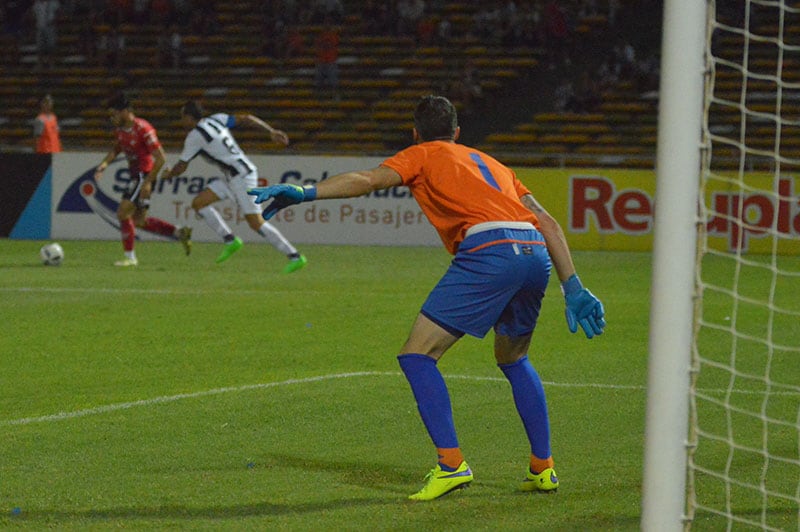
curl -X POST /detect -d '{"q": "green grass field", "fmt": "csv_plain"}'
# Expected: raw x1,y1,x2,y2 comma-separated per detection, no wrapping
0,239,796,530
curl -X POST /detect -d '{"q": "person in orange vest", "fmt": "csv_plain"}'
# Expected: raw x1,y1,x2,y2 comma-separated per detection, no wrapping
33,94,62,153
313,15,340,101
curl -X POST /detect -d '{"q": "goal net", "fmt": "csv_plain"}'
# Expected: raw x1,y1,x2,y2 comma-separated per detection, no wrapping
688,0,800,529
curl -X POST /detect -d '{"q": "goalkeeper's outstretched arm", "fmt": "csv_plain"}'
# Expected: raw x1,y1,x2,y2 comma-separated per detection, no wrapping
248,166,402,220
314,166,403,198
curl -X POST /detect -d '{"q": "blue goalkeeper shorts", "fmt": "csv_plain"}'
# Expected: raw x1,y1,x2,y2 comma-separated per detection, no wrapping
420,222,552,339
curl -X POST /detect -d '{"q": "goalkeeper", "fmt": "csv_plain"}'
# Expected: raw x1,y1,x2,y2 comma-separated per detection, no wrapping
249,95,605,501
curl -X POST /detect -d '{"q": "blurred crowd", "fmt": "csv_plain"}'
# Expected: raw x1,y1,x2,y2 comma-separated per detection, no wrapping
2,0,663,114
253,0,651,113
255,0,623,55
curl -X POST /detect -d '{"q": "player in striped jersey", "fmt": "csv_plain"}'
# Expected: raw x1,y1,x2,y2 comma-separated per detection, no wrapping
161,101,306,272
94,92,192,267
248,95,605,500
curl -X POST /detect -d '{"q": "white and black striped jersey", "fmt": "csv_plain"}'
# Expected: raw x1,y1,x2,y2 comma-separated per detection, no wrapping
179,113,256,178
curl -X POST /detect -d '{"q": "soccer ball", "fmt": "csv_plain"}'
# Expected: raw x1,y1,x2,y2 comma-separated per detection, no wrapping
40,242,64,266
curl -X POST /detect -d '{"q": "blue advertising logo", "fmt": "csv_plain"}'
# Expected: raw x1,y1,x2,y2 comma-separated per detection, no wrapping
56,167,123,230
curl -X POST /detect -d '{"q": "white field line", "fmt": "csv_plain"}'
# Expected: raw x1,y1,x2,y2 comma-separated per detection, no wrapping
1,372,639,427
3,372,792,427
1,372,392,426
0,286,298,296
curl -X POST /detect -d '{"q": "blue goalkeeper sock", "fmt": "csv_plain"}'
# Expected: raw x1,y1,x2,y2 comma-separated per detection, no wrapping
499,355,552,463
398,354,460,468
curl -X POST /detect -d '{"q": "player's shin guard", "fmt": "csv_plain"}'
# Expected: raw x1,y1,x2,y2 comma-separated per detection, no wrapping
499,355,553,468
398,354,461,467
121,218,135,251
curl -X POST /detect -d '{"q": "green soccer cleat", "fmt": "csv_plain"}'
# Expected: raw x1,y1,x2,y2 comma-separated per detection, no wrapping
282,254,307,274
216,237,243,263
408,462,473,501
520,467,559,493
178,226,193,256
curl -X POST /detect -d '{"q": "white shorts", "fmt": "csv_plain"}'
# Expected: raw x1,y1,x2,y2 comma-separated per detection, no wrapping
207,172,261,216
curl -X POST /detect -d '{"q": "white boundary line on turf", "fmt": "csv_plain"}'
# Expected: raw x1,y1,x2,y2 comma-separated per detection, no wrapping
2,372,637,427
0,286,296,296
1,372,392,426
2,372,795,427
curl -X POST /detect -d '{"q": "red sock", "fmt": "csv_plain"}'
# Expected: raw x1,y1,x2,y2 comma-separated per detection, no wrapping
530,454,554,475
437,447,465,470
143,217,176,237
120,218,135,251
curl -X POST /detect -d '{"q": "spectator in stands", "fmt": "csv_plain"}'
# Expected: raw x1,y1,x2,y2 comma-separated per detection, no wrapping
262,16,284,58
415,14,436,46
543,1,569,41
596,57,620,93
155,23,170,67
172,0,194,22
362,0,392,35
553,79,575,112
78,7,101,63
448,59,483,114
132,0,149,24
33,0,60,70
278,0,299,24
499,1,524,47
470,4,500,42
517,1,543,47
98,22,126,70
570,71,601,114
33,94,62,154
397,0,425,36
191,0,219,36
579,0,598,18
614,39,636,79
607,0,620,27
281,24,305,60
110,0,133,25
314,15,340,100
169,24,183,69
172,0,192,26
435,14,452,45
311,0,344,24
112,24,126,70
543,1,574,68
635,51,660,94
151,0,174,26
59,0,76,15
3,0,27,52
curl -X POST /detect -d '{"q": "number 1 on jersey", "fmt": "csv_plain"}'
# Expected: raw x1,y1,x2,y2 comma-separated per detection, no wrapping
470,153,501,191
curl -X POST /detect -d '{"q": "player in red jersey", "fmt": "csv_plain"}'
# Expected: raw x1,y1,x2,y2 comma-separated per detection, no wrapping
94,92,192,266
249,95,605,500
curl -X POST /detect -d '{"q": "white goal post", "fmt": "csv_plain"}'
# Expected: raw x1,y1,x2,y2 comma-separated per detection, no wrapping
644,1,800,530
642,0,706,530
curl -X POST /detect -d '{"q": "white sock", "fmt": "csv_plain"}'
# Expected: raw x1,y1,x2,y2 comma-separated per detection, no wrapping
125,250,136,260
197,206,232,241
258,222,297,256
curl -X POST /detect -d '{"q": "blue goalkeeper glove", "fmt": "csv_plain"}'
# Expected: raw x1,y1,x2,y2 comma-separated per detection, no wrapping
247,184,317,220
562,274,606,339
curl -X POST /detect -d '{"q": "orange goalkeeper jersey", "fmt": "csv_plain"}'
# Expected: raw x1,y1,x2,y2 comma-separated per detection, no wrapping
381,141,539,254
